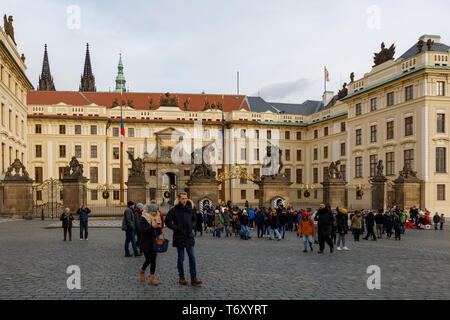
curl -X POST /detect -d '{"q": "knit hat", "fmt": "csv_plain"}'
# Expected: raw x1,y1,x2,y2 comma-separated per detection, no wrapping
341,208,348,214
136,203,144,210
215,209,219,214
148,203,159,212
127,201,135,207
302,211,307,218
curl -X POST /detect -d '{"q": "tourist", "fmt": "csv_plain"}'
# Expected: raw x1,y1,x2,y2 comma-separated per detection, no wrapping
363,210,377,241
76,204,90,241
194,209,203,237
314,204,334,254
239,210,250,240
279,208,288,239
263,208,271,238
207,209,214,236
165,192,202,286
298,211,315,252
375,210,384,239
270,209,282,241
393,213,402,240
336,208,349,250
400,210,407,234
351,211,362,242
214,209,224,238
331,209,338,245
433,212,441,230
139,203,162,286
222,207,233,237
255,207,265,238
134,203,144,251
60,208,74,242
248,207,255,229
440,214,445,230
122,201,141,257
385,213,394,238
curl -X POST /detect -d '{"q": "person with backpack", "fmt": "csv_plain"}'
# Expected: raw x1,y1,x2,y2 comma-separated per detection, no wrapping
214,209,224,238
351,211,362,241
76,204,91,241
222,207,233,237
385,213,394,239
393,213,402,240
363,211,377,241
240,210,250,240
298,211,315,252
255,208,265,238
336,208,349,250
314,204,334,254
248,207,255,229
400,210,407,234
270,209,282,241
263,208,271,238
375,211,385,239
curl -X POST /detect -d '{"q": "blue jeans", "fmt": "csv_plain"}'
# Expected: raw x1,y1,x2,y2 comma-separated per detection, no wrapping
216,229,222,238
434,223,439,230
401,223,405,233
240,225,249,237
124,231,138,255
279,224,286,238
271,228,281,240
264,225,271,236
303,235,313,250
177,247,197,280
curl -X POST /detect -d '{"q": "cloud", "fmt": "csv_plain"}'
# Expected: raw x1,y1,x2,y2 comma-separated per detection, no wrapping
254,78,315,102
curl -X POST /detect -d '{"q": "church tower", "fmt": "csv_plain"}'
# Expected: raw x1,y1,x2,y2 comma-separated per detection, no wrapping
114,53,126,92
37,44,55,91
79,43,96,92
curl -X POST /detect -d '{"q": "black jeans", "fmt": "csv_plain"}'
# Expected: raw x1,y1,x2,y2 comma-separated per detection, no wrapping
331,232,337,243
136,232,142,251
364,226,377,240
318,232,333,251
353,229,360,241
142,250,157,275
80,221,88,239
63,227,72,240
257,225,264,238
440,223,444,230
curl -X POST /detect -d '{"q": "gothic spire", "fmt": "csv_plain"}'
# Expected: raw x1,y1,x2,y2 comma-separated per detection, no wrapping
79,43,96,92
37,44,55,91
114,52,127,92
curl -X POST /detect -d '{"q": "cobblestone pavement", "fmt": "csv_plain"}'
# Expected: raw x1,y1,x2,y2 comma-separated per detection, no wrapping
0,219,18,224
0,219,449,300
45,220,122,229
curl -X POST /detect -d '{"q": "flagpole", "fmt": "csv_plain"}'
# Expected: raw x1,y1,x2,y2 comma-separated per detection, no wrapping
324,66,326,93
221,94,225,204
119,63,125,205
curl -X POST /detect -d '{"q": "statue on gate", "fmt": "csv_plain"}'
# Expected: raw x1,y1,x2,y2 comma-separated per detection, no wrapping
62,157,86,180
4,159,31,181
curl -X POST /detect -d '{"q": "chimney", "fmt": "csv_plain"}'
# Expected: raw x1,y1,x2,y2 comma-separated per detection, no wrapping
322,91,334,106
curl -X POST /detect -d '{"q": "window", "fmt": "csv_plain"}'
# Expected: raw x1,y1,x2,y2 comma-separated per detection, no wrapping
370,98,377,111
240,129,246,139
90,167,98,183
0,103,3,126
355,157,363,178
324,146,328,159
285,149,290,161
35,167,43,184
355,103,362,116
323,166,328,181
436,147,446,173
341,122,346,132
314,130,318,139
285,168,291,181
313,168,318,183
59,167,65,180
254,149,260,161
36,190,42,201
91,190,98,201
296,132,302,140
324,127,329,136
267,130,271,139
35,124,42,134
405,85,414,101
241,190,246,200
254,190,260,200
313,148,318,161
437,81,445,96
386,152,395,175
253,168,260,177
113,147,120,160
112,168,120,184
113,191,120,200
240,148,246,161
149,188,156,200
405,117,413,136
341,143,346,156
404,149,414,169
90,145,97,158
35,145,42,158
149,170,156,176
297,149,302,162
90,125,97,135
8,110,11,131
59,125,66,135
340,164,346,181
355,129,362,145
255,130,260,139
370,155,378,177
113,128,119,137
75,145,82,158
59,145,66,158
128,128,135,137
240,177,247,184
285,131,290,140
297,189,302,199
370,125,377,143
437,184,446,200
387,92,395,106
75,125,81,135
296,168,303,184
437,114,445,133
184,170,191,176
387,121,394,139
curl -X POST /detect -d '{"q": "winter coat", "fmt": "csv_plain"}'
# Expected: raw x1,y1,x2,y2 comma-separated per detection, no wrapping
121,207,136,232
298,217,316,236
314,207,334,236
366,212,375,227
384,215,393,229
336,212,348,234
375,213,385,225
214,213,224,229
249,208,255,220
270,213,280,229
279,211,288,225
400,213,407,223
393,215,402,231
195,213,203,231
133,208,142,234
139,215,162,254
240,214,249,226
433,214,441,224
222,211,232,226
255,211,265,226
351,215,362,230
76,207,91,222
60,212,74,229
206,213,214,227
165,201,196,248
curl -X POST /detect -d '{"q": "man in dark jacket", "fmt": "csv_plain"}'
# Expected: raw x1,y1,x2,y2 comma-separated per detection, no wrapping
270,209,282,240
122,201,141,257
314,204,334,254
165,192,202,286
76,204,91,240
255,208,265,238
363,211,377,241
375,211,385,238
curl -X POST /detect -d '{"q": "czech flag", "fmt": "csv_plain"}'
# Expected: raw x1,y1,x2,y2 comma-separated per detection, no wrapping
120,116,125,147
325,67,330,82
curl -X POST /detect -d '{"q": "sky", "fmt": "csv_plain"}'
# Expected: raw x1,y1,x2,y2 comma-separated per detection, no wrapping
3,0,450,103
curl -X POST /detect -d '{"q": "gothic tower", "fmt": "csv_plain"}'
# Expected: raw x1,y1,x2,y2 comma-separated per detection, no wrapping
114,53,126,92
79,43,96,92
37,44,55,91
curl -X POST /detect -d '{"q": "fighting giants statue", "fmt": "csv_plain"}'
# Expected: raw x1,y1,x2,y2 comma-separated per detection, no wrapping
324,161,343,181
189,143,217,182
261,144,288,181
4,159,31,181
63,157,86,180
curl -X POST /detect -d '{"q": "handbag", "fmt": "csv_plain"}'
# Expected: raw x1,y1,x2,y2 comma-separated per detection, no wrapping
153,234,169,253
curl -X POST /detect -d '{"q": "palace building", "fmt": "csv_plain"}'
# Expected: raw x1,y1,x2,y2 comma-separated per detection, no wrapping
1,14,448,213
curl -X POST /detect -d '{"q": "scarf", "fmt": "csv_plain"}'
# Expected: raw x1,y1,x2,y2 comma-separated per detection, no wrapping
143,211,161,227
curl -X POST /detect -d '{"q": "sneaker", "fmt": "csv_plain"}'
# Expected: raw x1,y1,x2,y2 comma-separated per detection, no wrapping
343,247,349,250
85,238,88,241
302,249,308,253
337,247,342,251
134,252,142,257
191,279,202,286
317,250,324,254
330,247,334,253
80,238,84,241
179,278,188,285
125,253,133,257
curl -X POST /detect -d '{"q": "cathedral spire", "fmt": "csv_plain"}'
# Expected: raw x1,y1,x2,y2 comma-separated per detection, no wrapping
114,52,127,92
79,43,96,92
37,44,55,91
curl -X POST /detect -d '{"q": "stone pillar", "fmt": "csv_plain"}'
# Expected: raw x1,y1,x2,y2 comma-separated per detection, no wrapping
321,179,347,209
393,164,422,210
186,179,221,209
258,178,293,208
370,177,388,211
126,181,147,205
0,159,34,219
61,157,89,214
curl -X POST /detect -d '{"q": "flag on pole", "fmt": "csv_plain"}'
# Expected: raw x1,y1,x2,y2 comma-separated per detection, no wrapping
120,115,125,147
325,67,330,82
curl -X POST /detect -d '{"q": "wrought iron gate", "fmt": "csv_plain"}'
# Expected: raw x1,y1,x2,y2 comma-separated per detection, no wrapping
32,178,63,219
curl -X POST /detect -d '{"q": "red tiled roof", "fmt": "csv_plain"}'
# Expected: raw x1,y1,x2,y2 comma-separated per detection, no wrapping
27,91,249,112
